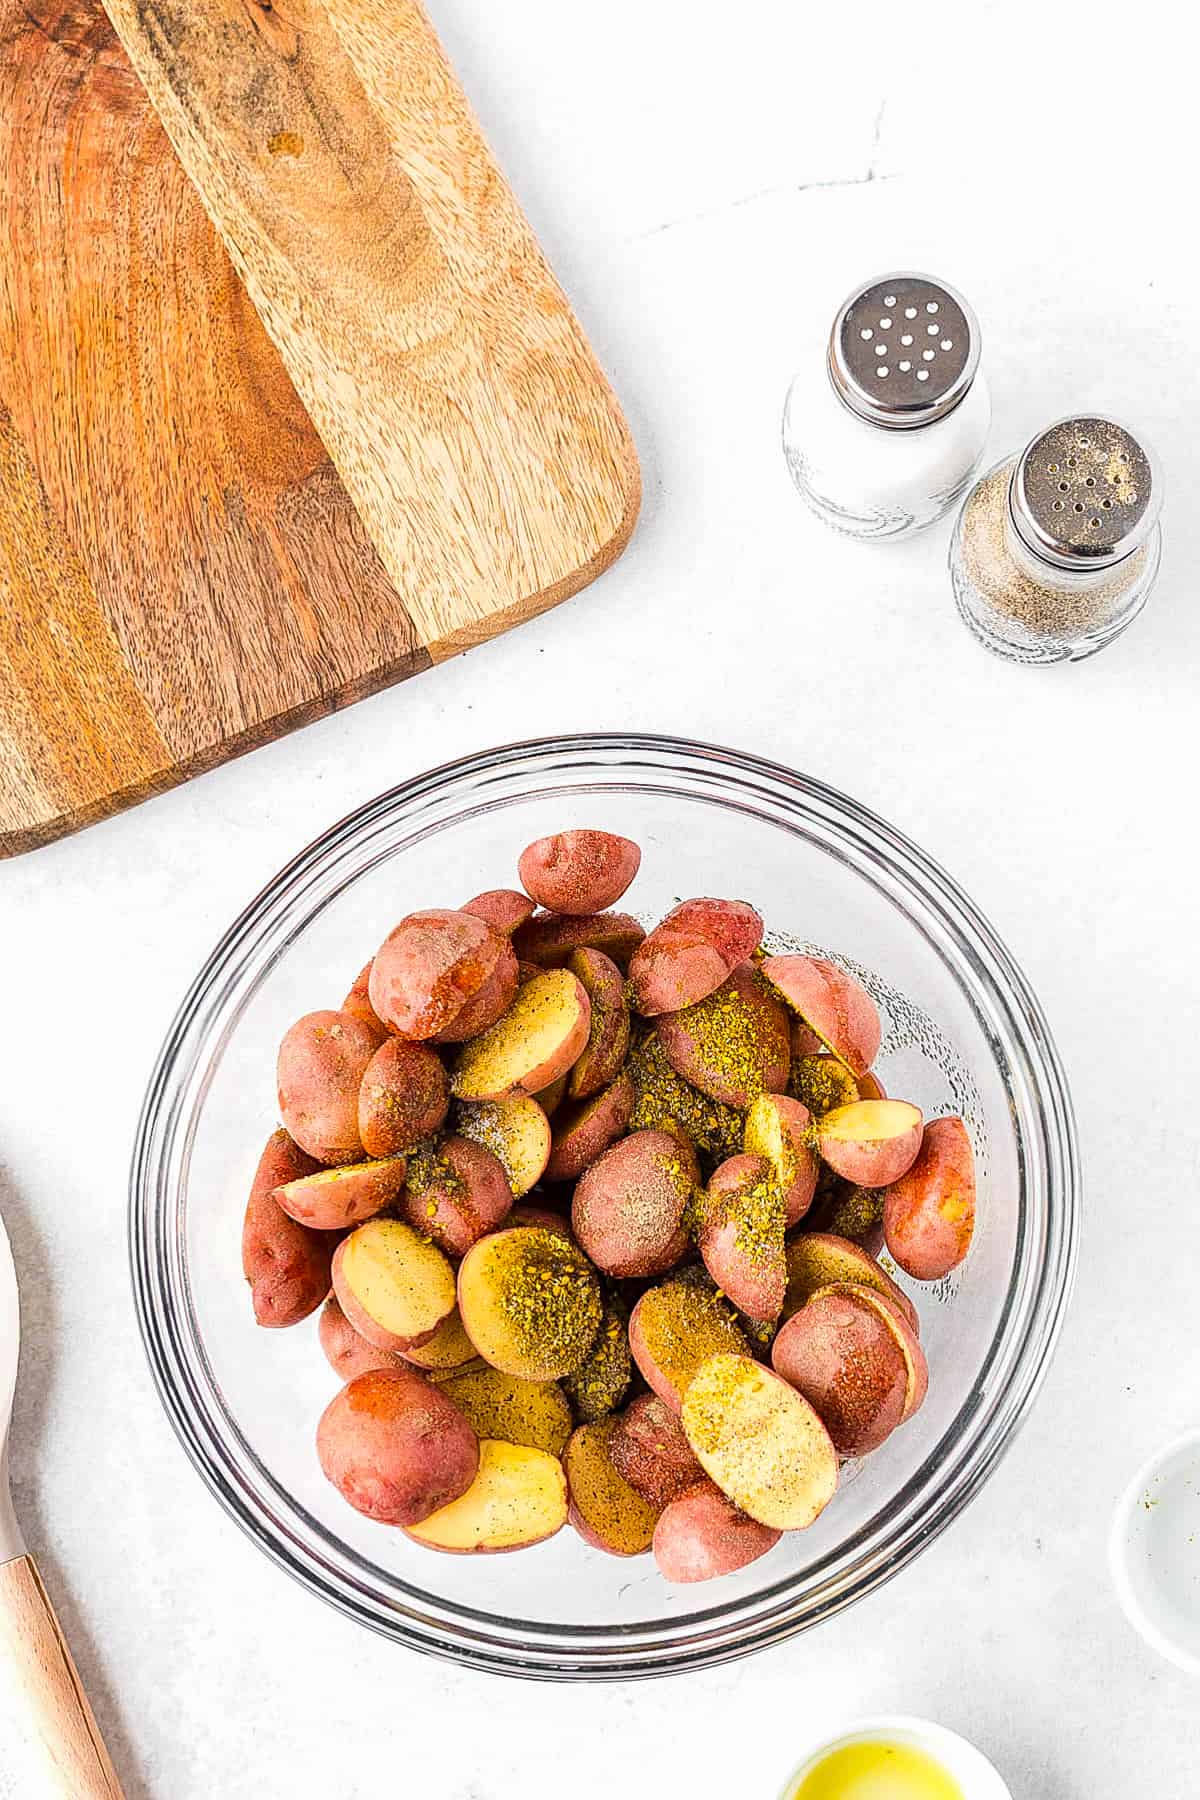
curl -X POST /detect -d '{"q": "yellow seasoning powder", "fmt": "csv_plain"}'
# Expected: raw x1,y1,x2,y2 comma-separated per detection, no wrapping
787,1740,964,1800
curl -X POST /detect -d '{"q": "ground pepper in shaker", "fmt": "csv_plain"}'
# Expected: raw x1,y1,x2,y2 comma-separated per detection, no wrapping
950,416,1163,663
782,273,990,540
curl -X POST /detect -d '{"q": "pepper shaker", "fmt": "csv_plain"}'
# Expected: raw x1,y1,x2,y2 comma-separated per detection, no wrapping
782,273,990,540
949,416,1163,663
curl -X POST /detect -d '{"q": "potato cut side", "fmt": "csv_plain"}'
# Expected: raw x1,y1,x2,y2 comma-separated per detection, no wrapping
743,1093,818,1226
818,1100,923,1187
454,1095,551,1196
681,1354,838,1531
457,1227,603,1380
565,1419,661,1555
439,1366,573,1457
628,1275,750,1412
399,1308,478,1372
335,1220,457,1349
452,970,591,1101
274,1155,406,1230
782,1232,918,1333
407,1441,568,1552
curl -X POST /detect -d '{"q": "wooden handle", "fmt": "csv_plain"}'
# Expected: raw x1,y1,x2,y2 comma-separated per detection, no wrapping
0,1555,124,1798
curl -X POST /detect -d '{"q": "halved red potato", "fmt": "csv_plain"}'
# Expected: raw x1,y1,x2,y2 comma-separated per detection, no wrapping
430,945,520,1043
760,954,881,1078
789,1052,859,1118
567,947,631,1099
782,1232,918,1334
275,1155,407,1231
852,1285,929,1422
457,1227,603,1381
882,1115,976,1280
461,889,537,936
406,1439,567,1552
398,1307,479,1374
698,1155,787,1323
518,830,641,915
400,1136,513,1256
743,1093,819,1226
564,1418,661,1555
241,1129,331,1328
341,963,389,1043
818,1099,923,1186
454,1095,551,1197
571,1129,693,1278
277,1009,380,1165
770,1282,909,1456
627,898,763,1016
544,1071,635,1184
681,1354,838,1530
318,1295,405,1381
438,1365,573,1456
513,911,646,972
628,1274,750,1413
627,1031,744,1163
609,1394,703,1508
332,1218,457,1352
562,1290,631,1422
452,970,591,1101
653,1482,781,1584
358,1037,450,1158
368,909,506,1041
316,1366,478,1525
656,963,790,1107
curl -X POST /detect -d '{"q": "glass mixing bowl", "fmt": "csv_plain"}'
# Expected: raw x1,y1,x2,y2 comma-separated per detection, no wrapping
130,735,1078,1679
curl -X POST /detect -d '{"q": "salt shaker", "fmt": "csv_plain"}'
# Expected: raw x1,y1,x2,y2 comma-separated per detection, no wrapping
782,273,990,541
950,416,1163,663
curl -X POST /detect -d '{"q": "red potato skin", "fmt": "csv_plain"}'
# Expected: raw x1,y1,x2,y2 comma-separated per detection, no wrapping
401,1137,514,1257
518,830,641,915
786,1232,920,1335
790,1016,824,1059
818,1103,924,1187
572,1130,692,1278
430,943,519,1043
341,963,389,1043
358,1038,450,1158
274,1156,407,1231
699,1155,786,1323
750,1094,819,1226
855,1287,929,1421
857,1071,888,1103
368,910,505,1041
760,955,881,1078
544,1071,636,1183
657,963,790,1107
318,1295,405,1381
316,1367,478,1526
241,1130,333,1327
567,947,631,1100
609,1394,703,1508
331,1235,451,1353
512,911,646,972
770,1285,908,1456
653,1482,781,1584
461,889,537,936
277,1009,380,1165
627,898,763,1016
883,1115,976,1280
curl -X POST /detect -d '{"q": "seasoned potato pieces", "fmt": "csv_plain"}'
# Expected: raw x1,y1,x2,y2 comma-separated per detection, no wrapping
681,1354,838,1531
368,909,508,1041
571,1129,692,1278
783,1232,918,1333
358,1037,449,1157
561,1291,631,1422
565,1419,660,1555
277,1009,379,1165
653,1482,780,1584
698,1154,787,1323
242,1129,331,1328
407,1440,568,1553
453,969,591,1102
818,1099,923,1187
628,898,763,1016
628,1274,750,1412
275,1155,407,1231
332,1218,457,1352
400,1136,513,1256
657,963,790,1107
771,1283,910,1456
518,829,641,915
316,1367,478,1525
457,1228,603,1381
609,1394,703,1509
790,1052,859,1117
628,1030,744,1163
454,1095,551,1197
513,909,646,972
882,1114,976,1279
439,1365,573,1456
544,1071,635,1183
744,1092,818,1226
760,954,881,1078
567,947,631,1099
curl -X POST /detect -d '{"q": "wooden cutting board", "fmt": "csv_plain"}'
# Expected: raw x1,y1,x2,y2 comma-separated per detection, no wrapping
0,0,639,857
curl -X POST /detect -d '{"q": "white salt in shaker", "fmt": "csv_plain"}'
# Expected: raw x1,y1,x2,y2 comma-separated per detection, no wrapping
783,273,990,540
950,416,1163,663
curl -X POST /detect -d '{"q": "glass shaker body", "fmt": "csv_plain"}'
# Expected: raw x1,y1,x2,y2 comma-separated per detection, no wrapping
782,272,989,542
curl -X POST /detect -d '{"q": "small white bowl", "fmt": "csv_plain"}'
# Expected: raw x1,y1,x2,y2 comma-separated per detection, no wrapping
1110,1426,1200,1676
778,1714,1012,1798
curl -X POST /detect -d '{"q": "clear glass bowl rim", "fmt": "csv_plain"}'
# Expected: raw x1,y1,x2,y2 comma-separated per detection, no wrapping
129,732,1079,1680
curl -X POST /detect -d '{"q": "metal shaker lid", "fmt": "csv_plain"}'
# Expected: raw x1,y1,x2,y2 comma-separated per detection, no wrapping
828,273,981,431
1010,416,1162,571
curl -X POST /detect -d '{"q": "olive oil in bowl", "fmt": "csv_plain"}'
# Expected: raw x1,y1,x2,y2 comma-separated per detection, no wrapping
788,1739,964,1799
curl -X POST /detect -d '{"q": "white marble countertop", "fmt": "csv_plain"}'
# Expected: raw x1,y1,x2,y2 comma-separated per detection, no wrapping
4,0,1199,1792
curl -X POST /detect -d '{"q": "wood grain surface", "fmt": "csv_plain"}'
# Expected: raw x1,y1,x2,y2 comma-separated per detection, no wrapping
0,0,638,857
0,1554,124,1798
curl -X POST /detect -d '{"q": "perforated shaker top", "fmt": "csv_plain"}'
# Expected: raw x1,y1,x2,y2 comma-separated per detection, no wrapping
1010,416,1161,569
828,273,981,430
